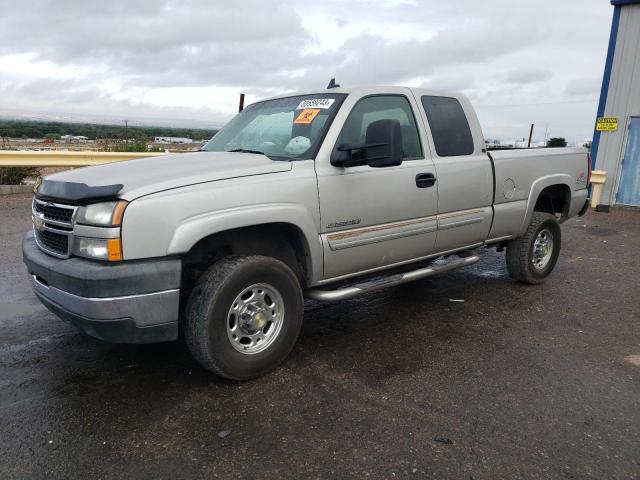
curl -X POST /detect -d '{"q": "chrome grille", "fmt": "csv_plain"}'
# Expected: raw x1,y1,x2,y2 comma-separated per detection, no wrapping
33,201,74,224
35,228,70,255
32,199,77,258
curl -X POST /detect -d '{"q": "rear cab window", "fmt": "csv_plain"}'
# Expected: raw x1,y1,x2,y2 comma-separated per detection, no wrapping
421,96,474,157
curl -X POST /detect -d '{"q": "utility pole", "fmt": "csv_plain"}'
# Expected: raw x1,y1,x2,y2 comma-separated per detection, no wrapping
527,123,534,148
238,93,245,112
123,119,129,144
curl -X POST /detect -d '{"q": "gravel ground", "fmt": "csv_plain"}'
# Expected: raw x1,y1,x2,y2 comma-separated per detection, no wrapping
1,193,639,479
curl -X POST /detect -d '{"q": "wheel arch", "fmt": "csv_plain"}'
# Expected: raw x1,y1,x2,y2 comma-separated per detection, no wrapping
534,184,571,217
170,204,322,286
519,175,573,236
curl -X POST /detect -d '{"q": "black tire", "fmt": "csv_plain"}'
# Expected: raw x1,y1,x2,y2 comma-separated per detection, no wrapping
506,212,561,284
184,255,303,380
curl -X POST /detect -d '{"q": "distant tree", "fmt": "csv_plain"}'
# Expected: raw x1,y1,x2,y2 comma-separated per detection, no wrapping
44,133,58,140
547,137,567,148
0,123,10,148
109,131,149,152
0,120,217,142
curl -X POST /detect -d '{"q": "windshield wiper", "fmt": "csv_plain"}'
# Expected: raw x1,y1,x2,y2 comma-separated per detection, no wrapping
226,148,266,155
223,148,291,161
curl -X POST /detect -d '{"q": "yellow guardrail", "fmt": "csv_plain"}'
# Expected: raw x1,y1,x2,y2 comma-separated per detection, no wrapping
0,150,173,167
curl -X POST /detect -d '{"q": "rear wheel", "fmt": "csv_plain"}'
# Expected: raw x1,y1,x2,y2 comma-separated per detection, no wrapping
184,255,303,380
506,212,561,284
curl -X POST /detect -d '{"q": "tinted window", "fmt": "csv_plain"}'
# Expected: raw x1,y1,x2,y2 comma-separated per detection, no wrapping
336,95,422,159
421,96,474,157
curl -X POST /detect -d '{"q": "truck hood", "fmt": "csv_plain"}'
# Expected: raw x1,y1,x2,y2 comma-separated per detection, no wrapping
46,151,293,201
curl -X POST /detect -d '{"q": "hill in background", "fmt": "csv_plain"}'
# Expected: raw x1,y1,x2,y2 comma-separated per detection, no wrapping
0,119,218,142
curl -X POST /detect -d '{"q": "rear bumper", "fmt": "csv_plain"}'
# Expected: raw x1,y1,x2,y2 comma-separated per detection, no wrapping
578,198,590,216
23,231,181,343
568,189,589,219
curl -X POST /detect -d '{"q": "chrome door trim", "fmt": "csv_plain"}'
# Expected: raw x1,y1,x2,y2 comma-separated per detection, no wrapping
326,215,437,251
437,217,484,231
324,207,488,251
437,208,485,220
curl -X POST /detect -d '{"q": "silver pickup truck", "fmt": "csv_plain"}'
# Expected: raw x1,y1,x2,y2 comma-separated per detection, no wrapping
23,86,590,379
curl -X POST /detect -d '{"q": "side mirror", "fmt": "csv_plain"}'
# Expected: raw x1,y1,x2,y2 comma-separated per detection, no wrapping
331,119,403,168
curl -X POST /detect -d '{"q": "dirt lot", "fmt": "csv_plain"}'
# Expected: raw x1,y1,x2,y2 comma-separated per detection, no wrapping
1,193,639,479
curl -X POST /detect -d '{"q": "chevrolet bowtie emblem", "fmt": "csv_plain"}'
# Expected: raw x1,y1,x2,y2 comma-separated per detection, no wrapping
32,214,45,231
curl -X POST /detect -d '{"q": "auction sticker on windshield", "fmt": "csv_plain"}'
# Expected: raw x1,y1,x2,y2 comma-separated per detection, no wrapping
294,109,321,124
296,98,335,109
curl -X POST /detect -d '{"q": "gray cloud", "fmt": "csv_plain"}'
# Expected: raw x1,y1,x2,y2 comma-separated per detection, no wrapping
0,0,613,140
565,77,602,96
506,68,553,85
0,78,230,127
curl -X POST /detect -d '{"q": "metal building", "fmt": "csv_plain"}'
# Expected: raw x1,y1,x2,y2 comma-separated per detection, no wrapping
592,0,640,210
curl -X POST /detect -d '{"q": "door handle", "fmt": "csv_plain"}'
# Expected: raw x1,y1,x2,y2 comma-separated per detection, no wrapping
415,173,437,188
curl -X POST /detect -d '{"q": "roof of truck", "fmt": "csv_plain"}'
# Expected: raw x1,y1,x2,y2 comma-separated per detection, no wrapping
261,85,467,103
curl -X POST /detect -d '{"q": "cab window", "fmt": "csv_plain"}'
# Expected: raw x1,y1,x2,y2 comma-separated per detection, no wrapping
336,95,423,160
421,96,474,157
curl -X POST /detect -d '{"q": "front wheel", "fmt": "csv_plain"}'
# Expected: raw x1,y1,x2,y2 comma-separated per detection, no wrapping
506,212,561,284
184,255,304,380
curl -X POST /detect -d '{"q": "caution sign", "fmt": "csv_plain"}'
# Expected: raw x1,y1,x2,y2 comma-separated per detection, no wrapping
294,108,320,124
596,117,618,131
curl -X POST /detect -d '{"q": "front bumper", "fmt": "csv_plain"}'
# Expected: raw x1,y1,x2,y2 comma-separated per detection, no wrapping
23,231,181,343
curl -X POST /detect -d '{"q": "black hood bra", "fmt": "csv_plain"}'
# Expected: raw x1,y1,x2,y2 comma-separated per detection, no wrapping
35,179,123,205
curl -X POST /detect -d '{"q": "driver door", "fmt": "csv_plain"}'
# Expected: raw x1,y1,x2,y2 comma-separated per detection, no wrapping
315,90,439,280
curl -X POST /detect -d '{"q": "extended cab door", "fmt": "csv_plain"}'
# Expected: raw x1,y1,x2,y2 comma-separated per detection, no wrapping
315,89,439,280
415,94,493,252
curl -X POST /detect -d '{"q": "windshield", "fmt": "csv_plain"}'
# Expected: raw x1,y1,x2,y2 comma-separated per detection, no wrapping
203,93,346,160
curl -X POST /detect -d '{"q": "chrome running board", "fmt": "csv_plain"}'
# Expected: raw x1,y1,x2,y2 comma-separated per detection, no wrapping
305,254,480,302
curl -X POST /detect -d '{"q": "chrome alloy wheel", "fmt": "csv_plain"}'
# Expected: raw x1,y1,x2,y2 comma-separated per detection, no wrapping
226,283,285,354
532,228,554,270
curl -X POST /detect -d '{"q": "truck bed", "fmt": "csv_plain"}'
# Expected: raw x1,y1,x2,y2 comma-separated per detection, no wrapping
488,147,589,240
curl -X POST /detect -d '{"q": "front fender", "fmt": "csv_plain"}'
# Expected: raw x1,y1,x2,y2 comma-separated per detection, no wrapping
167,203,323,282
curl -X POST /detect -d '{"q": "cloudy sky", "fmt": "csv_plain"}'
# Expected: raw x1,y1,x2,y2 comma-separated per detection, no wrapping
0,0,613,142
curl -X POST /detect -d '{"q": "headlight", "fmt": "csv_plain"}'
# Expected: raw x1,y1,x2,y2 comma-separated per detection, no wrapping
73,236,123,261
76,200,127,227
73,200,127,261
